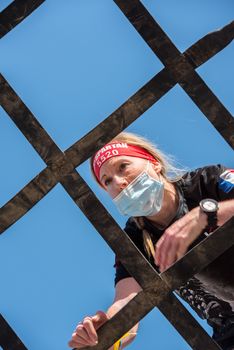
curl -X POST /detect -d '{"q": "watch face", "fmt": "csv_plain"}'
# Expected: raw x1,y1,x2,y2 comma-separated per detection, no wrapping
202,199,218,212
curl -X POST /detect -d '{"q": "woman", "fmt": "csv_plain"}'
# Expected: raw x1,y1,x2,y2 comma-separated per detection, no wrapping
68,132,234,350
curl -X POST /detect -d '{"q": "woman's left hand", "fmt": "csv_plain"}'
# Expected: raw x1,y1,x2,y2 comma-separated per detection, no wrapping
154,207,207,272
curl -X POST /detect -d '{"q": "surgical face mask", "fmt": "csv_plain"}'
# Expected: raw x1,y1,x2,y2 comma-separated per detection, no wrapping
113,161,164,217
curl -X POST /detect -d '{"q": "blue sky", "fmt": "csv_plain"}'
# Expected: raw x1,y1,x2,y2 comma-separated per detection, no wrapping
0,1,233,349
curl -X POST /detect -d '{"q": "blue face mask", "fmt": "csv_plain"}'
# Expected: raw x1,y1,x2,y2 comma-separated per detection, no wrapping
113,161,164,217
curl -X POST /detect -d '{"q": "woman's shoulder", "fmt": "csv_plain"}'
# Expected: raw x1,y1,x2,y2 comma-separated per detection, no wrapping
179,164,234,201
182,164,227,181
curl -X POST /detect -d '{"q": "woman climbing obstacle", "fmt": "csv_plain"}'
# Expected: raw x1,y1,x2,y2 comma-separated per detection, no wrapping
68,132,234,350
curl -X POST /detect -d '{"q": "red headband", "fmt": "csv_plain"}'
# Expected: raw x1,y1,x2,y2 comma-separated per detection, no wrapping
93,142,157,182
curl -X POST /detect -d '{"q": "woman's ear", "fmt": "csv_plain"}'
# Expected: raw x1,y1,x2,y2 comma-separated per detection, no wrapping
152,161,162,174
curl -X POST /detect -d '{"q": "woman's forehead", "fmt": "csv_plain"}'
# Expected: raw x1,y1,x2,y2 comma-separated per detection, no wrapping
99,155,145,176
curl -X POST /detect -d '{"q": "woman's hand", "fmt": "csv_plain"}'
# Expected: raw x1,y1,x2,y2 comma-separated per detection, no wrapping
68,311,109,349
154,207,207,272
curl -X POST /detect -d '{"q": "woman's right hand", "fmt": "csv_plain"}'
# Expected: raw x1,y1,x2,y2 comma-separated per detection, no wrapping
68,310,109,349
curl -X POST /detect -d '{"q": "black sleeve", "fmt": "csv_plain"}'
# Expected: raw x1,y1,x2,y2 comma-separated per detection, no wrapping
183,164,234,205
114,217,145,287
113,257,131,286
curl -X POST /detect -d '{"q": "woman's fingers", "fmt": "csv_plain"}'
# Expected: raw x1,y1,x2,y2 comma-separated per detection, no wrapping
155,227,188,272
82,317,98,342
155,207,206,272
75,324,96,344
175,244,188,262
68,321,98,348
68,330,96,348
68,336,93,349
160,236,177,272
154,235,165,267
92,310,109,328
68,311,109,349
155,231,175,270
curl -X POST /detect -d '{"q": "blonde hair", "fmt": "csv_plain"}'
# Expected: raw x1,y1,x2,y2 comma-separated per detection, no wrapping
90,132,186,259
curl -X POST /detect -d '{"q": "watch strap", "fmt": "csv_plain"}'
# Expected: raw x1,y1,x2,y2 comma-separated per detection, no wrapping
205,211,218,233
199,199,219,233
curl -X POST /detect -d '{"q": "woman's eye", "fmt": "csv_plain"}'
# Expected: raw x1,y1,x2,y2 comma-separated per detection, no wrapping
104,179,111,186
119,163,128,171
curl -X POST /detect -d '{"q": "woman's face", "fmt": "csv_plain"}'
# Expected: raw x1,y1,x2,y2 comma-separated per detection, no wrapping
99,155,162,199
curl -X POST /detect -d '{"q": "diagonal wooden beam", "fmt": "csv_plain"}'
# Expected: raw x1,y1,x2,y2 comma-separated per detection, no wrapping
0,166,58,233
0,0,45,39
184,21,234,67
0,314,27,350
0,74,61,163
114,0,234,148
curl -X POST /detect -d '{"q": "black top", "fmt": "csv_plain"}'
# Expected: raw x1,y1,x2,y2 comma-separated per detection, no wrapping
114,165,234,325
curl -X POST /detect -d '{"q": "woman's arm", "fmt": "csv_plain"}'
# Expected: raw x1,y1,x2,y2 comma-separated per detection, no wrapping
155,199,234,272
217,199,234,226
68,277,142,349
107,277,142,350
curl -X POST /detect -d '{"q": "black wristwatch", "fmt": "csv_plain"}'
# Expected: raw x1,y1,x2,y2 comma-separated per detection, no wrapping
199,198,219,233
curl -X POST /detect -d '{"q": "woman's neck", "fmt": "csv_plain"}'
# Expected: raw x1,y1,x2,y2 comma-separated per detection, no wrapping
146,180,179,229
